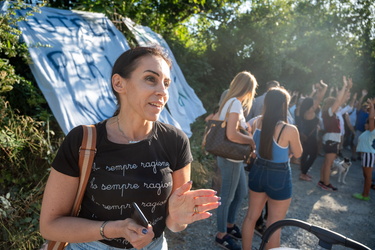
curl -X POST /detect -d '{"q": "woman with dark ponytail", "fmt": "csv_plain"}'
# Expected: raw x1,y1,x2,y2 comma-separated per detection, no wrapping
242,87,302,250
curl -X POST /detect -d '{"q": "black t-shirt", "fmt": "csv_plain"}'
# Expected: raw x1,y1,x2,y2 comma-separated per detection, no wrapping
300,116,319,139
52,120,193,248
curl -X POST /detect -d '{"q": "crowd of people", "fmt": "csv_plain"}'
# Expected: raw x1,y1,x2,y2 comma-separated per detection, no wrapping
290,78,374,200
39,45,373,250
207,72,374,250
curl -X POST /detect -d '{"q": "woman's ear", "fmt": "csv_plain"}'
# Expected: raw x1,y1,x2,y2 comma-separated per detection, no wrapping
112,74,126,94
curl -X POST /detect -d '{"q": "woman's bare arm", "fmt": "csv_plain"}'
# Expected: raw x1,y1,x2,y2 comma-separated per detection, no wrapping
226,112,255,149
40,169,153,248
40,169,104,242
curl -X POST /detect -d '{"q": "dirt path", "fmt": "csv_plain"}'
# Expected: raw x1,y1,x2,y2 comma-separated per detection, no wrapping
165,150,375,249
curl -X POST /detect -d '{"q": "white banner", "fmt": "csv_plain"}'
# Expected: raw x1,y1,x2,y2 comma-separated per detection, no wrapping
16,7,128,134
15,6,198,136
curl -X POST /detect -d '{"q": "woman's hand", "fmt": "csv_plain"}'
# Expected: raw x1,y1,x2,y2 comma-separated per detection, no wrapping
367,98,375,110
342,75,348,88
117,219,155,249
167,181,220,231
347,77,353,89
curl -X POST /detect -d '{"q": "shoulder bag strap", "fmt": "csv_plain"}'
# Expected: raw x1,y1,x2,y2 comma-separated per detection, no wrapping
71,124,97,216
224,99,236,122
47,124,97,250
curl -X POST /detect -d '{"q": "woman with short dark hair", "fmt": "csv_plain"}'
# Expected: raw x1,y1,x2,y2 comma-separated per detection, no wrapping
298,81,328,181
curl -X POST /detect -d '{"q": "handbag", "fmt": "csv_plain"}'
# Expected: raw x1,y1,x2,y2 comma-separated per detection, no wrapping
41,124,97,250
202,100,252,161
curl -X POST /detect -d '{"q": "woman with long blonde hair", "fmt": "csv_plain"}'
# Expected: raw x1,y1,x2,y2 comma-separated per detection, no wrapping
214,71,257,250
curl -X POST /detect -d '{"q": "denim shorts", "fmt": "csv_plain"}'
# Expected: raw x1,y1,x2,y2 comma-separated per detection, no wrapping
65,234,167,250
323,140,339,154
248,158,292,200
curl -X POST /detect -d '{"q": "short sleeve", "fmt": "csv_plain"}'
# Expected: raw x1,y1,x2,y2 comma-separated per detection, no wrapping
229,99,243,114
51,126,84,177
175,128,193,170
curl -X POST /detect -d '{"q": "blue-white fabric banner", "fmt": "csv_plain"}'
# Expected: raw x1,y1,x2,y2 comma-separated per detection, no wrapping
15,7,128,135
14,6,197,136
123,18,206,136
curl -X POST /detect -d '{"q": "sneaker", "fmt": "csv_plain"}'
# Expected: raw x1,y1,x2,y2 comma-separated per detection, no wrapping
353,193,370,201
227,224,242,239
318,181,338,191
215,234,241,250
326,183,338,191
318,181,329,190
254,224,266,237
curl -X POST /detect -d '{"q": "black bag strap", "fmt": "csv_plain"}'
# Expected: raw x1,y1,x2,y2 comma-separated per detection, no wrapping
277,123,287,143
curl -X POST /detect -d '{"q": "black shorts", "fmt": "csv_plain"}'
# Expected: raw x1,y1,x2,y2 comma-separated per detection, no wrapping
323,140,339,154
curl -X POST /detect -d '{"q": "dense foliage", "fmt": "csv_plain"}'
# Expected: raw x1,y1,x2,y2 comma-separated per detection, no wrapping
186,0,375,109
0,0,374,248
0,2,62,248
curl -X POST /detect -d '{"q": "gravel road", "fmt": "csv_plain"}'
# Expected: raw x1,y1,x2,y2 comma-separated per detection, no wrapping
165,150,375,250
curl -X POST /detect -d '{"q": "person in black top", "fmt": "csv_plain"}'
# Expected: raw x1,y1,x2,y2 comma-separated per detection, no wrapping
40,46,220,249
298,81,328,181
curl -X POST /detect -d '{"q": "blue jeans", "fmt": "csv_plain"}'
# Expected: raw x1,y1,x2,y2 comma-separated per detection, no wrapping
66,234,167,250
216,156,247,233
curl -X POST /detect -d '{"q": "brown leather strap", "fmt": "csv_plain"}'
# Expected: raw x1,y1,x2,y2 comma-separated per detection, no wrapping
224,99,236,122
72,124,97,216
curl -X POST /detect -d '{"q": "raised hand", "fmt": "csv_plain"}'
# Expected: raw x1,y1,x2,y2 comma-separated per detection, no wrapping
342,76,348,88
347,77,353,89
367,98,375,109
167,181,220,226
320,80,328,88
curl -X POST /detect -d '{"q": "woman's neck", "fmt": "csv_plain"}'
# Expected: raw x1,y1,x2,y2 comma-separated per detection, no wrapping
112,114,154,144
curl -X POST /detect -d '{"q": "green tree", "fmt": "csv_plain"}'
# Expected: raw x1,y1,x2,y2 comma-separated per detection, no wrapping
182,0,374,108
48,0,243,34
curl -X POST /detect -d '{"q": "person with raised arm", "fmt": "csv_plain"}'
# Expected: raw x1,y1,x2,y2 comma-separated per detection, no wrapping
298,80,328,181
318,76,352,191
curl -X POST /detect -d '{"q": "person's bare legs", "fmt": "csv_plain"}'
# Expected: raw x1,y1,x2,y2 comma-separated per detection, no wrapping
242,190,268,250
321,152,336,185
363,167,372,197
264,198,292,249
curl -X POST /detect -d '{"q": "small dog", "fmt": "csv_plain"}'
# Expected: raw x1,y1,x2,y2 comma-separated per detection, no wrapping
331,157,352,184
